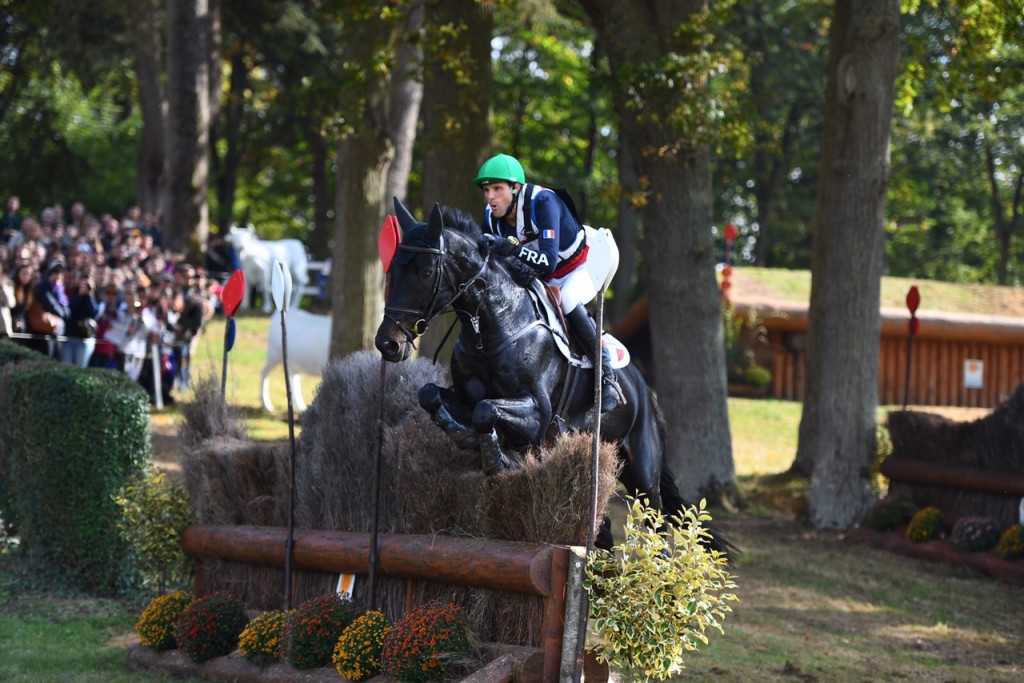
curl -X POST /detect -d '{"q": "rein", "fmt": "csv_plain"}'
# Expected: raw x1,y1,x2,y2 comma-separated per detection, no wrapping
383,230,490,347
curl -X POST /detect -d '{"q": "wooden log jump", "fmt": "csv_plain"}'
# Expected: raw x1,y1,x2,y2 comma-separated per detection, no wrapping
181,525,575,683
880,458,1024,497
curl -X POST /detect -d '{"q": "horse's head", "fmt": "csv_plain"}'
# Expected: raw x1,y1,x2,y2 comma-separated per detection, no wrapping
374,198,479,363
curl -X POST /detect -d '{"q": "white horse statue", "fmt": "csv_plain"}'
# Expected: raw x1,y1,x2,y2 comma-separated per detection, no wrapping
261,309,331,412
226,225,309,313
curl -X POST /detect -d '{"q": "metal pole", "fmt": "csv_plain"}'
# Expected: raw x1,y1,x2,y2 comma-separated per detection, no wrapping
368,358,387,607
282,310,297,610
220,321,230,398
572,289,606,683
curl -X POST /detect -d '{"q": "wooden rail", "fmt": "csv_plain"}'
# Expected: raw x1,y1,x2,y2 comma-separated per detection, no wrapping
181,525,573,683
880,458,1024,497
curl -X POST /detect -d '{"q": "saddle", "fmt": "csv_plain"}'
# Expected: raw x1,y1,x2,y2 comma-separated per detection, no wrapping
528,280,630,370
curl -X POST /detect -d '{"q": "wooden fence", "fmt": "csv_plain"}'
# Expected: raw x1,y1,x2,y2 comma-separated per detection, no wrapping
181,524,586,683
742,301,1024,408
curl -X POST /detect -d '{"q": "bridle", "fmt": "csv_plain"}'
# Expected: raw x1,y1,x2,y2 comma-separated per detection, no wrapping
382,230,491,345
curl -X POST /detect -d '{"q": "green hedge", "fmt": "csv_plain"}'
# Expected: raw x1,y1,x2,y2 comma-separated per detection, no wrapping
0,339,51,522
0,339,151,594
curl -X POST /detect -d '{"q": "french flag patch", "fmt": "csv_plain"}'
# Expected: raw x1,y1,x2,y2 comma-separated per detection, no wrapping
542,229,556,240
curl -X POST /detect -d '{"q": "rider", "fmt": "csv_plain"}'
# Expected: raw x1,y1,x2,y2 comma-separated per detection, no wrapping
472,153,625,412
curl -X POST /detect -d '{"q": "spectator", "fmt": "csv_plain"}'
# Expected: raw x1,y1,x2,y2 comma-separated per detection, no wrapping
9,262,36,339
62,277,100,367
90,282,126,370
0,260,14,336
27,260,70,358
137,281,176,405
0,195,24,243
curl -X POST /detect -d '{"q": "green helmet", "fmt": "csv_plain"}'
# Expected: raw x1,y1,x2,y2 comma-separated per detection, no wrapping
472,154,526,186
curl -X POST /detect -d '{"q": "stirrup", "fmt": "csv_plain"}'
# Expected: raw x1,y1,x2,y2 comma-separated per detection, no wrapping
601,373,626,411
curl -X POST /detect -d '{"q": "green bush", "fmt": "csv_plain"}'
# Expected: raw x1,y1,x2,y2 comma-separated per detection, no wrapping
906,506,943,543
174,592,249,663
862,497,915,532
284,593,360,669
585,496,738,681
742,364,772,388
950,516,1000,553
997,524,1024,560
0,361,150,594
136,590,194,651
0,340,51,524
114,468,194,594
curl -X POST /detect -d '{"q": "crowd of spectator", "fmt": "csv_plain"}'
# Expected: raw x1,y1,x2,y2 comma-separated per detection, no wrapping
0,194,225,406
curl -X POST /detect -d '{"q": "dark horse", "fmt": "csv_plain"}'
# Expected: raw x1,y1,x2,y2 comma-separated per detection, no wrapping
374,199,729,555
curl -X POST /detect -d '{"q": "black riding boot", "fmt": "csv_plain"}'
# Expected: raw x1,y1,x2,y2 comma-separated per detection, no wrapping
567,304,625,412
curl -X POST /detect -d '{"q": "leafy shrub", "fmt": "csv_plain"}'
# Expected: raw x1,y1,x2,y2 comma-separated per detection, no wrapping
238,609,288,665
284,593,359,669
743,364,772,388
334,609,393,681
997,524,1024,560
135,590,193,651
950,516,1000,552
114,468,194,594
0,361,149,594
906,506,943,543
381,602,473,683
585,496,738,680
174,592,249,663
862,497,915,532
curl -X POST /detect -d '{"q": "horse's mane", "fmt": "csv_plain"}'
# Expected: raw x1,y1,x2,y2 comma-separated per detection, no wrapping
439,205,538,288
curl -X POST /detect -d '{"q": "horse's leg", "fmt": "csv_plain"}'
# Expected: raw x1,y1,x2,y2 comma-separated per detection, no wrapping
289,373,306,412
471,396,545,475
418,383,480,451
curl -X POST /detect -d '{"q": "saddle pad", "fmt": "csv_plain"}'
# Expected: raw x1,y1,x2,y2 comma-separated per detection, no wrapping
528,280,631,370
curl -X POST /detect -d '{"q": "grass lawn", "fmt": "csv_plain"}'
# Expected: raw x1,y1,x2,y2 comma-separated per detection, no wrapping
2,313,1021,682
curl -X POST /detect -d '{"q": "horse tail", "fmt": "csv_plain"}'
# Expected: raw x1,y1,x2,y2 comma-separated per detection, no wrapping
659,466,739,562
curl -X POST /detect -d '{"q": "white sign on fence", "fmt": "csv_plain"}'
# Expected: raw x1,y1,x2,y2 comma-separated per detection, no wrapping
963,359,984,390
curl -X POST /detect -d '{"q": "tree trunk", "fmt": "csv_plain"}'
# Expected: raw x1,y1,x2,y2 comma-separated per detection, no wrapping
608,137,640,324
307,130,332,261
165,0,211,257
792,0,901,530
131,0,165,217
329,12,407,358
420,0,492,215
416,0,492,362
386,0,425,207
332,133,393,356
215,49,246,235
581,0,738,506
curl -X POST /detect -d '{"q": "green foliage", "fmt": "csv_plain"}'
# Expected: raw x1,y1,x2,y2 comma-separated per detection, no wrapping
238,609,288,664
380,602,473,683
113,468,194,594
723,303,770,385
950,516,1000,553
135,590,193,651
0,361,150,594
743,364,772,388
334,609,393,681
997,524,1024,560
906,506,944,543
869,424,894,495
0,341,49,518
585,496,738,681
173,592,249,663
862,497,916,532
284,593,359,669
